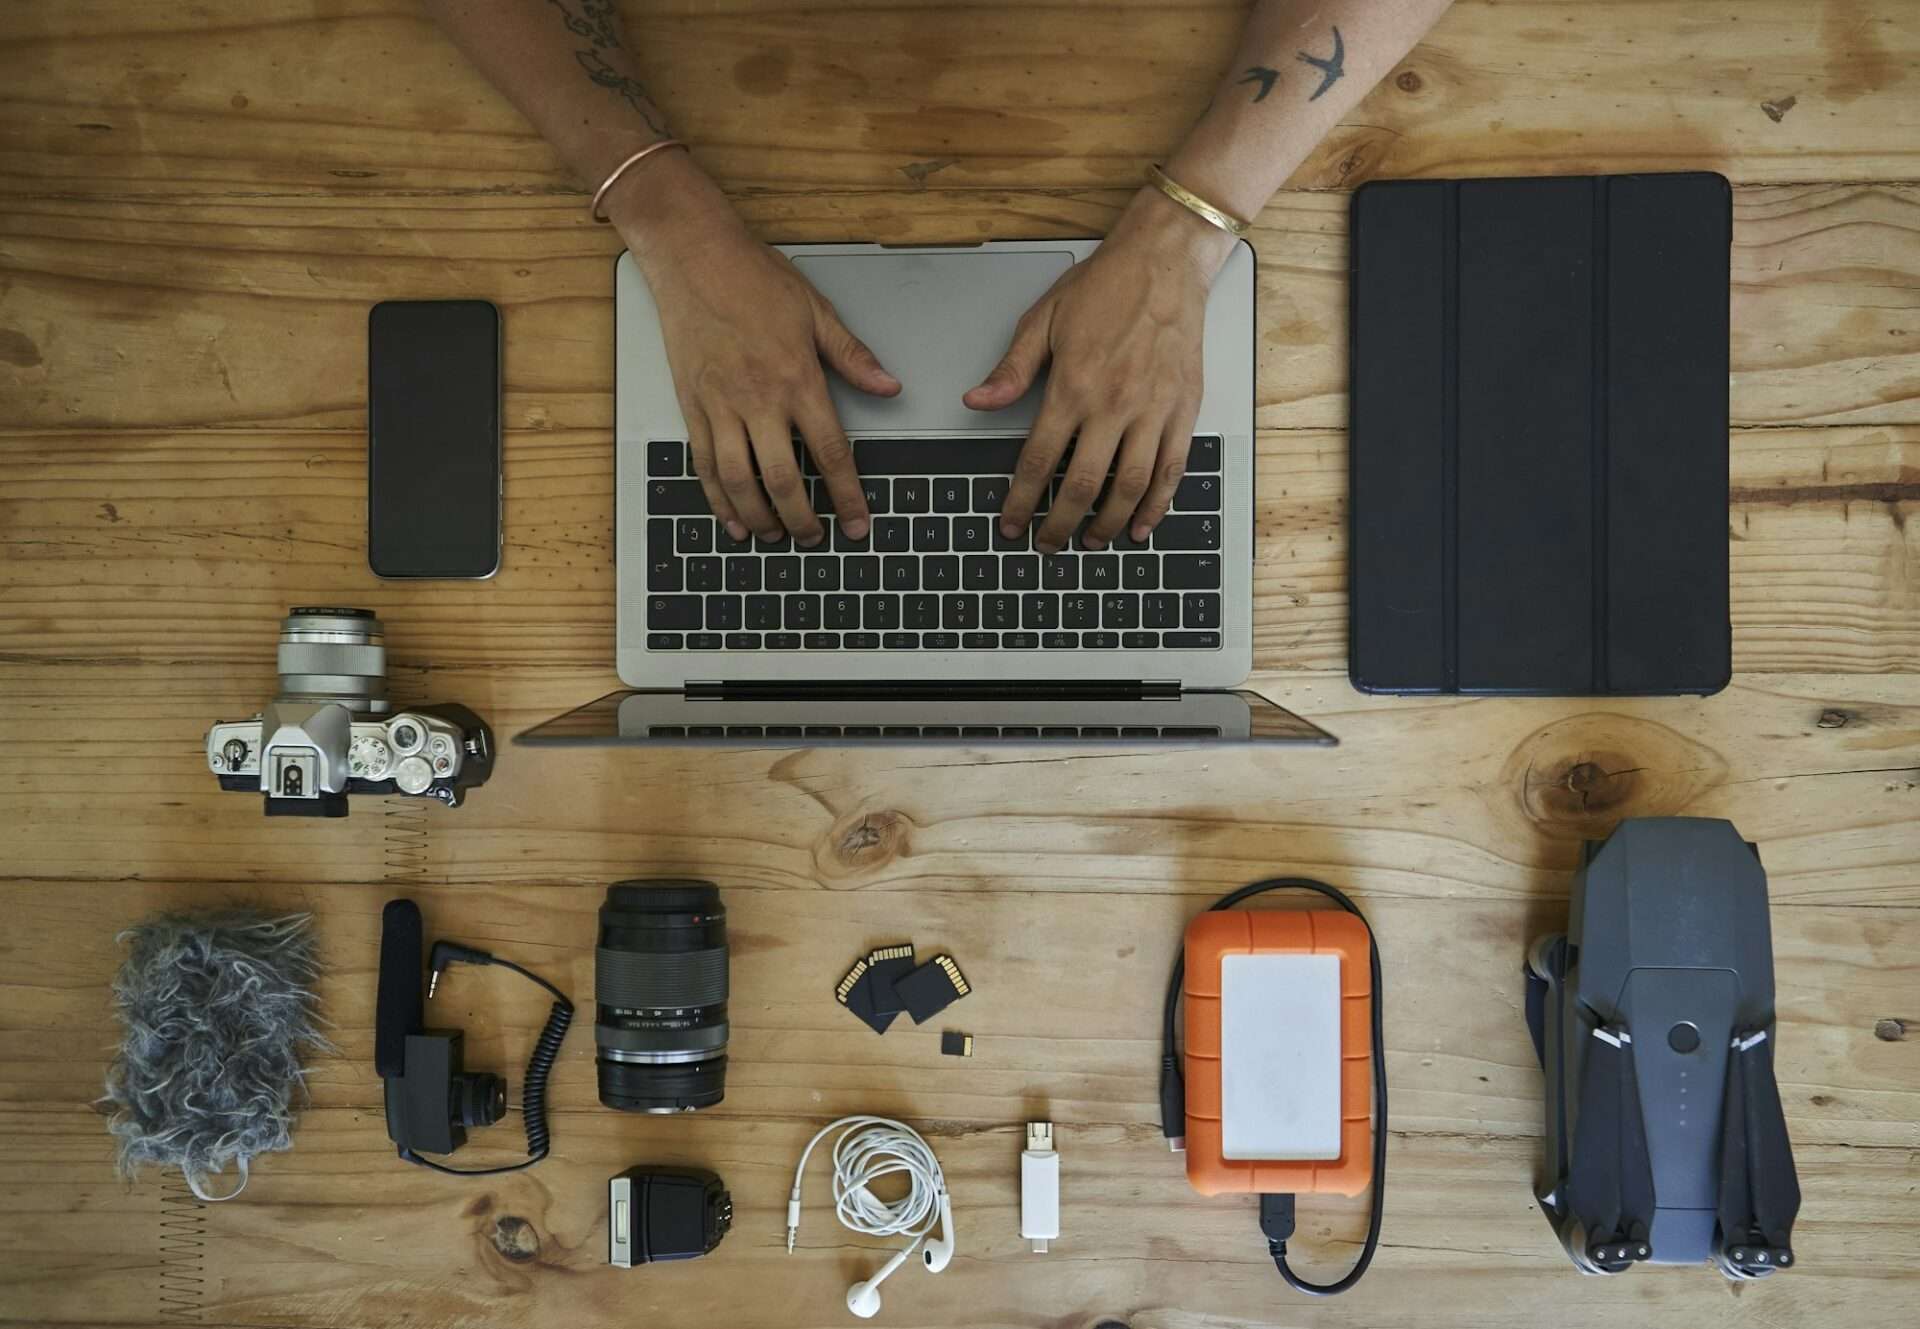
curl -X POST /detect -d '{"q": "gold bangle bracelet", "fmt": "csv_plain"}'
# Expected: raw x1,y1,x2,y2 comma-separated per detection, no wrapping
591,138,689,223
1146,164,1251,238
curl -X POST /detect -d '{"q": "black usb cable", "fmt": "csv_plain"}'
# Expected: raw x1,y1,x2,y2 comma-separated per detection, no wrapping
1160,877,1388,1296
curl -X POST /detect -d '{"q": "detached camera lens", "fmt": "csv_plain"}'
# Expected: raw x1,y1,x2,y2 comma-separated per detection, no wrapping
595,881,728,1113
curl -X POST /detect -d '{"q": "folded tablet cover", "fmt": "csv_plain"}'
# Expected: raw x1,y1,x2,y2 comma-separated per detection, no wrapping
1349,172,1731,695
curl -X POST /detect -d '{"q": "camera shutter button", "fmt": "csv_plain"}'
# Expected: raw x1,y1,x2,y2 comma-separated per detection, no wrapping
395,755,434,795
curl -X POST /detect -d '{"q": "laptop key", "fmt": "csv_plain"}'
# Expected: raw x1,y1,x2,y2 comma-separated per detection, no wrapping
765,633,801,649
826,594,860,630
765,557,802,591
962,556,998,590
647,632,684,650
983,594,1018,630
1164,631,1222,649
844,633,880,650
648,479,707,514
1062,594,1097,629
810,480,837,516
973,476,1011,512
726,558,761,592
1162,554,1222,589
864,594,901,630
746,595,781,630
803,633,840,650
756,529,792,554
649,596,701,630
873,517,911,551
991,520,1029,552
1003,632,1039,649
706,596,743,631
857,437,1025,475
912,516,950,551
680,633,717,651
942,594,980,631
647,441,685,477
923,556,959,591
882,725,921,735
1101,594,1140,629
1002,555,1039,590
765,723,803,735
1122,555,1159,590
1183,593,1222,629
923,633,959,650
1122,726,1160,738
904,594,939,629
1081,555,1119,590
804,557,839,591
687,557,722,592
1174,474,1221,511
1022,593,1059,630
726,724,764,736
882,557,919,591
1082,633,1119,649
860,478,890,514
784,595,822,631
1123,631,1159,650
715,525,753,555
1155,514,1220,550
962,633,997,650
1143,592,1179,628
833,522,872,553
1189,436,1222,472
1041,555,1078,590
953,517,990,552
648,557,683,593
933,478,969,513
894,477,931,512
844,556,880,590
1042,632,1078,649
725,633,761,650
675,517,713,554
882,633,919,650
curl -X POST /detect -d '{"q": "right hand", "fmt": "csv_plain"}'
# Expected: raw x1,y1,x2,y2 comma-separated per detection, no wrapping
613,162,898,546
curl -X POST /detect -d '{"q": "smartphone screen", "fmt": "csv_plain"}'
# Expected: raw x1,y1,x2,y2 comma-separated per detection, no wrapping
367,300,501,578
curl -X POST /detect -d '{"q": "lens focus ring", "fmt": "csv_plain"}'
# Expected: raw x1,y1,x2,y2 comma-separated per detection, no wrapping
595,947,728,1010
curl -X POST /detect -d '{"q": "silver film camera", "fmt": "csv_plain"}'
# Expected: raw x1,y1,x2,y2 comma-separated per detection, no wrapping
206,608,493,817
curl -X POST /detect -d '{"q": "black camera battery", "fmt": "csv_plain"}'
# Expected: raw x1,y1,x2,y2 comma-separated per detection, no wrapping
608,1167,732,1266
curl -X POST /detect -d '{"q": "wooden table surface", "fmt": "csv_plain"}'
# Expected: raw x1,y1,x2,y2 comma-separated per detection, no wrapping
3,2,1917,1327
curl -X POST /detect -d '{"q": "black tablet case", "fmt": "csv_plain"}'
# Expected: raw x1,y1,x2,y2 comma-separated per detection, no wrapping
1348,172,1731,695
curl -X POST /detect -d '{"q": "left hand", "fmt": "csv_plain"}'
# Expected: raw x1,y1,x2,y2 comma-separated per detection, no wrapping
965,187,1236,553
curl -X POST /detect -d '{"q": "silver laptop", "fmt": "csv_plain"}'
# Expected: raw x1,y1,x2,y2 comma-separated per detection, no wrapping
518,239,1332,748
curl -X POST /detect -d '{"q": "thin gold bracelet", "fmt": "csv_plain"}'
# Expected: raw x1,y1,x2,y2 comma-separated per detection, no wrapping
1146,164,1251,238
591,139,689,223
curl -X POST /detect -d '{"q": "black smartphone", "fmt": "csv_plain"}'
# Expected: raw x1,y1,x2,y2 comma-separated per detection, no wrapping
367,299,502,579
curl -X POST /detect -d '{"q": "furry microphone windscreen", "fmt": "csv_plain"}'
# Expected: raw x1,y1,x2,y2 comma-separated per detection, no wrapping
103,910,330,1201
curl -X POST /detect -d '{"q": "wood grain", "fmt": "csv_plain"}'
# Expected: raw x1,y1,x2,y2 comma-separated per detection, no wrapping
3,3,1919,1327
4,183,1919,433
3,1,1918,198
2,424,1913,673
2,1106,1915,1329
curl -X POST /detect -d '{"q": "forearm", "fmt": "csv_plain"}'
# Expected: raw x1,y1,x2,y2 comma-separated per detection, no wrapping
1169,0,1454,221
423,0,719,237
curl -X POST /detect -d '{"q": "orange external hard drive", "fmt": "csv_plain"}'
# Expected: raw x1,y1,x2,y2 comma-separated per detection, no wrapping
1182,908,1374,1197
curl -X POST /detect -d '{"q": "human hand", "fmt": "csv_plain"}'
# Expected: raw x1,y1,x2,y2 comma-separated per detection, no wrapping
615,165,898,547
965,187,1236,554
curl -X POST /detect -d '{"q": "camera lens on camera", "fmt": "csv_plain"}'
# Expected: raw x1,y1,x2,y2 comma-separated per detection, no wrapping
595,881,728,1113
276,606,390,714
452,1071,506,1129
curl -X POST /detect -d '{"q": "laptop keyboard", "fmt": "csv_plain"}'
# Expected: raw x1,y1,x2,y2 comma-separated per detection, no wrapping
646,724,1223,740
642,436,1226,652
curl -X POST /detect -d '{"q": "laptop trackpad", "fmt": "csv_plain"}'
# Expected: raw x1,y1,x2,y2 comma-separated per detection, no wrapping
793,250,1073,434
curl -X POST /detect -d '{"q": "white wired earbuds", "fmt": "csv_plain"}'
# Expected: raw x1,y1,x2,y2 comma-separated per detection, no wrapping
786,1115,955,1318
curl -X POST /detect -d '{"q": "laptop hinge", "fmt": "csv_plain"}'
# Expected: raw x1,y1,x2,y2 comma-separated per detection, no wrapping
687,680,1182,702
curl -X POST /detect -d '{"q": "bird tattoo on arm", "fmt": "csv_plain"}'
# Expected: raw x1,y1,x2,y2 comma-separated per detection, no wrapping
1296,26,1346,102
1237,66,1281,102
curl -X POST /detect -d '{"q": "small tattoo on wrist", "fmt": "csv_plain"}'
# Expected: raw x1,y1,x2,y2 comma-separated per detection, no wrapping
1237,66,1280,103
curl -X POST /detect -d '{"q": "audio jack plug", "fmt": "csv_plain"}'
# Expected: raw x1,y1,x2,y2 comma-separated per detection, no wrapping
428,940,495,997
